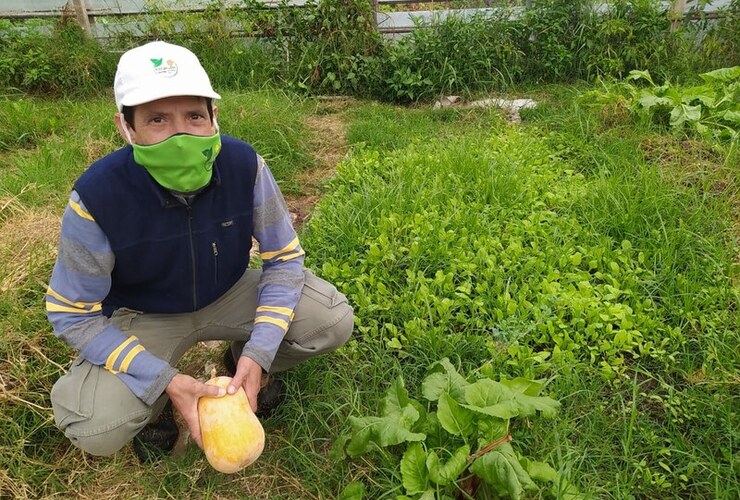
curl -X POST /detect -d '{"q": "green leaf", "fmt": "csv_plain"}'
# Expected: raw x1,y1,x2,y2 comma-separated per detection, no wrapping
422,358,469,402
637,93,673,111
699,66,740,84
626,69,655,85
401,442,429,494
476,417,509,446
346,406,426,457
427,444,470,486
520,457,558,482
719,110,740,124
437,393,475,436
382,376,413,417
470,443,535,500
669,104,702,129
499,377,545,397
338,480,365,500
462,379,519,419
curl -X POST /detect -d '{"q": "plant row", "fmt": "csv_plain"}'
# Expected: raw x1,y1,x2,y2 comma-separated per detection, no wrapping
1,0,738,101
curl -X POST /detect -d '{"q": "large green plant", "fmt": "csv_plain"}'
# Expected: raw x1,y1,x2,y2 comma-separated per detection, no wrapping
334,359,580,499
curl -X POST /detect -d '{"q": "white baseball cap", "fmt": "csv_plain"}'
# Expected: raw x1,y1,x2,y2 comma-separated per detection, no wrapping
114,41,221,111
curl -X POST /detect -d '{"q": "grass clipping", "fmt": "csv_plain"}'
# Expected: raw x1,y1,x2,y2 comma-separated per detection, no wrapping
0,189,60,293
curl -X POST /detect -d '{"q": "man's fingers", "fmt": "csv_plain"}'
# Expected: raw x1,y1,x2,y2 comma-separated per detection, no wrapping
227,373,244,395
201,381,227,398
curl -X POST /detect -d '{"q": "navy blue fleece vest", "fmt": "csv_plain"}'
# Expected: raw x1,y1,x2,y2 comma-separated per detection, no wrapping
74,135,257,315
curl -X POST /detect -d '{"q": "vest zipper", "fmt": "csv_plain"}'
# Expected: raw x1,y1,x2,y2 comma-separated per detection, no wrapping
186,206,197,310
212,241,219,284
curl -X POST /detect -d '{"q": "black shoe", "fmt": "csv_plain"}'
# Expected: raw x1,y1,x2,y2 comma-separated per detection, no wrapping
132,401,179,464
256,377,286,418
222,347,286,418
223,346,237,376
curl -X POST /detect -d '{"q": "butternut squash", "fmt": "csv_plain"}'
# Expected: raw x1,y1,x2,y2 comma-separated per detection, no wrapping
198,376,265,473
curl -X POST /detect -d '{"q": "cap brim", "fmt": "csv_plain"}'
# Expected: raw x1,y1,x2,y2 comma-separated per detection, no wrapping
118,86,221,110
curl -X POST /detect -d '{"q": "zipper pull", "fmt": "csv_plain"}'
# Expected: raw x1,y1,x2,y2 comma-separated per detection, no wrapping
212,242,218,256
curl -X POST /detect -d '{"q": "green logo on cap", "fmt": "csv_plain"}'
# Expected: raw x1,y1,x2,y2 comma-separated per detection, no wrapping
150,58,163,67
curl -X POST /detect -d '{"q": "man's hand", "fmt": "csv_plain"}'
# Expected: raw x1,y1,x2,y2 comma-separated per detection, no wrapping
227,356,263,413
165,373,225,448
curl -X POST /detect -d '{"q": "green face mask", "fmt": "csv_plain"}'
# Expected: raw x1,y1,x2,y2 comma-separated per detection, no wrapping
133,132,222,192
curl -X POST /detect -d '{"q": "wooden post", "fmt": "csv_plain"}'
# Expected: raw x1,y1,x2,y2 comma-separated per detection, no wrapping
71,0,92,37
670,0,687,32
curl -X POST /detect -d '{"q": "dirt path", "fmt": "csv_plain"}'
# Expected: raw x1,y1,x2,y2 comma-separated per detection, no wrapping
285,97,353,230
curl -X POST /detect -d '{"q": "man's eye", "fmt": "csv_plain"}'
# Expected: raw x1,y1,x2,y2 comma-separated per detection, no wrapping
151,117,163,124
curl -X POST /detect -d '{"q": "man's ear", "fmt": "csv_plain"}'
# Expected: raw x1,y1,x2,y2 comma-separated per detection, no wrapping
114,112,134,144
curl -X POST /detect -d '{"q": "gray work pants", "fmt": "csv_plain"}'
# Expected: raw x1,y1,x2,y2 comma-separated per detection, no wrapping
50,269,353,456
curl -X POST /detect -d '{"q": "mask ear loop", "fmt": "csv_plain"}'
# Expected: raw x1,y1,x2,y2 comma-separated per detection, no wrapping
213,117,220,134
119,114,134,145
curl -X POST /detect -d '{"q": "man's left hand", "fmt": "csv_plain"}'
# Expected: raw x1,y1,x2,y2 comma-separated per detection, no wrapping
227,355,263,413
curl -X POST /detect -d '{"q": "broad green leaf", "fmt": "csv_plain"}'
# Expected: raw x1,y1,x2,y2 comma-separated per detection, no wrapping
462,379,519,419
719,110,740,124
499,377,545,397
401,442,429,494
520,457,558,482
681,91,715,109
422,358,469,402
338,481,365,500
699,66,740,83
438,393,475,436
626,69,655,85
470,443,535,500
346,408,426,457
383,376,413,417
637,94,673,111
670,104,702,129
427,444,470,486
477,417,509,446
511,393,561,418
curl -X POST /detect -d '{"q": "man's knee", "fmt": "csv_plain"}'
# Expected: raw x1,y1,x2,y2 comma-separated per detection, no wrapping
64,420,145,456
328,301,354,350
51,363,151,457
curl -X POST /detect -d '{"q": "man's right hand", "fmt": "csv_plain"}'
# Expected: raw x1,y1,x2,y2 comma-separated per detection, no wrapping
165,373,225,448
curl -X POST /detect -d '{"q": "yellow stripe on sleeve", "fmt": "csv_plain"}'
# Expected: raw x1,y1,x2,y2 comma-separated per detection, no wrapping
276,249,305,262
254,316,290,331
259,237,300,260
69,199,94,221
105,336,138,373
118,345,145,373
46,302,102,314
46,287,100,308
256,305,295,320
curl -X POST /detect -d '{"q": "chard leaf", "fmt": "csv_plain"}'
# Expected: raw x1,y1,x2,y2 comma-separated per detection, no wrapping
338,481,365,500
382,376,413,417
438,393,475,436
422,358,469,402
401,442,429,494
462,379,520,419
477,417,509,446
719,110,740,124
511,393,561,418
427,444,470,485
346,406,426,457
637,94,673,111
699,66,740,83
499,377,545,397
520,457,558,482
469,443,535,500
670,104,702,128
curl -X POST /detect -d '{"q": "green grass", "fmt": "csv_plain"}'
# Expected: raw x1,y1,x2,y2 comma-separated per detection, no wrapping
0,87,737,499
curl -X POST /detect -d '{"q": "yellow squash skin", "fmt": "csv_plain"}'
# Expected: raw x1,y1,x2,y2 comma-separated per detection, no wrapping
198,376,265,473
